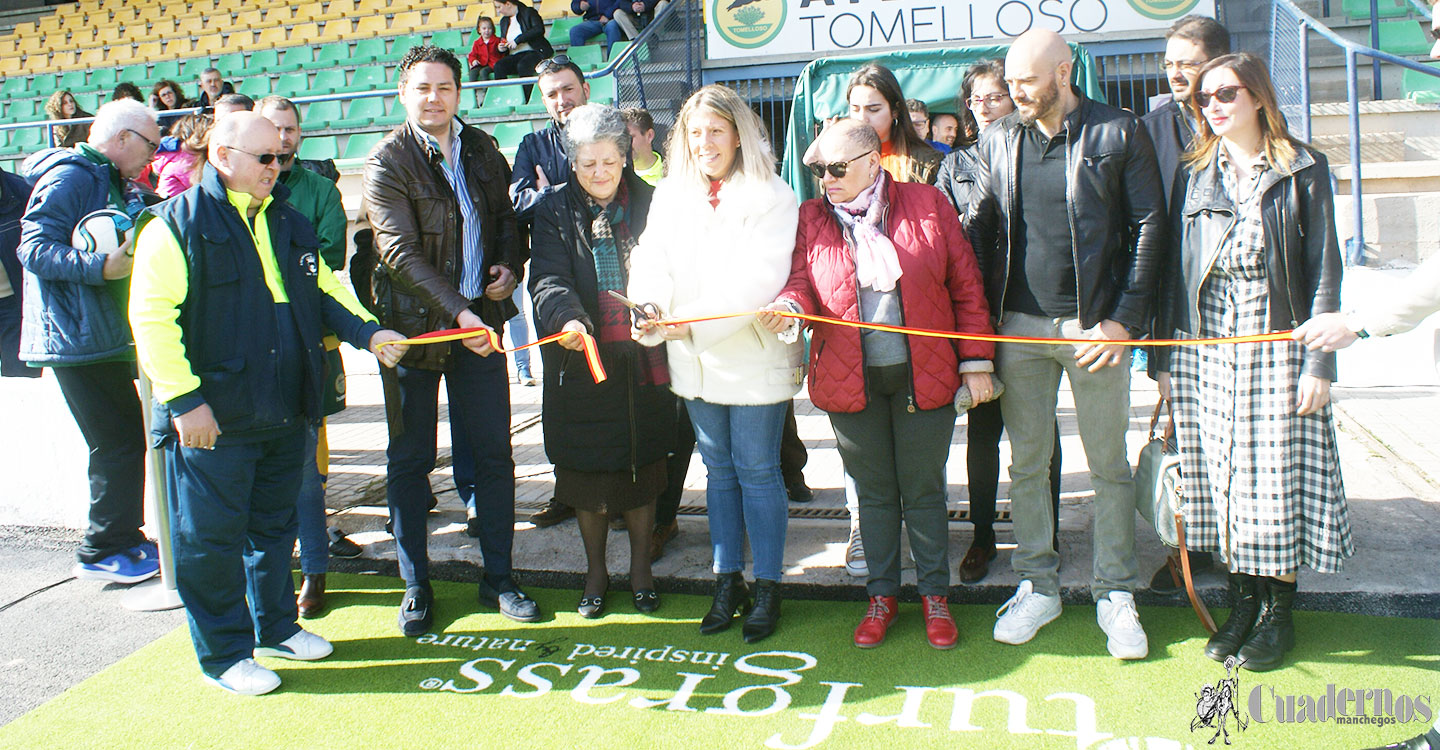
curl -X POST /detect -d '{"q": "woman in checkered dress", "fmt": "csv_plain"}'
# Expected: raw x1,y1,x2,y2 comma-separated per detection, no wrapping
1153,53,1351,672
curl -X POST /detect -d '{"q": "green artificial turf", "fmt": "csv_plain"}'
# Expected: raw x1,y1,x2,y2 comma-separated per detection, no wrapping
2,574,1435,749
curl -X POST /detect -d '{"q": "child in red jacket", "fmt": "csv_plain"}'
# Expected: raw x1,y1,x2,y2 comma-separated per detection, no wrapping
468,16,506,81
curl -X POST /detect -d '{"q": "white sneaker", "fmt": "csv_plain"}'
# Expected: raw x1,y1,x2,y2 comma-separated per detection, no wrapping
1096,591,1149,660
205,658,281,696
993,580,1062,645
844,524,868,578
254,629,334,661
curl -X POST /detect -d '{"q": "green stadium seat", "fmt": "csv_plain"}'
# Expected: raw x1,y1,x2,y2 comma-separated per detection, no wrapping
116,65,148,86
587,74,616,104
387,34,424,59
248,49,279,73
299,135,338,161
303,99,343,130
350,66,390,91
180,58,211,80
276,72,309,97
316,42,350,66
429,30,463,51
276,46,314,73
341,130,384,159
344,96,402,128
150,61,181,81
518,85,549,116
1402,61,1440,102
352,37,386,63
5,127,46,155
237,76,271,98
89,69,118,90
547,16,586,47
1378,20,1432,56
1342,0,1411,19
77,92,104,112
217,52,245,73
491,121,532,151
567,44,603,72
7,100,39,120
1,77,28,96
476,84,524,116
56,71,87,91
313,69,349,94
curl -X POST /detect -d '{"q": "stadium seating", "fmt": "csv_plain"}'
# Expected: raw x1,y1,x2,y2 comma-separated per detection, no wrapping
1402,61,1440,103
1377,20,1433,57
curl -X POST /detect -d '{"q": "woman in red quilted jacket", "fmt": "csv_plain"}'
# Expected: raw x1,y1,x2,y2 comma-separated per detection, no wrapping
759,120,994,651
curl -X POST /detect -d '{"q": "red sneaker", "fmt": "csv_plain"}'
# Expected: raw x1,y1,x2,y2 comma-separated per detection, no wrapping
854,595,898,648
923,595,958,650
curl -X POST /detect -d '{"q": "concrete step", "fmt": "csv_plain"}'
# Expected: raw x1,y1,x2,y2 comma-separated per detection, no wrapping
1313,130,1409,163
1334,186,1440,263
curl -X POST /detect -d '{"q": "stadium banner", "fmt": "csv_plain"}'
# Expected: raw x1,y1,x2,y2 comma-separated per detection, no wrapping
705,0,1219,61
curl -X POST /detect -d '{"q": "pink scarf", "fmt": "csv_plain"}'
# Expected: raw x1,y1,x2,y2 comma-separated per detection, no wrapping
829,171,902,292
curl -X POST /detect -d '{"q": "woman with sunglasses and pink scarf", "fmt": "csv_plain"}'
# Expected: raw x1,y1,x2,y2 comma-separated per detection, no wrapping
758,119,993,651
1151,52,1350,672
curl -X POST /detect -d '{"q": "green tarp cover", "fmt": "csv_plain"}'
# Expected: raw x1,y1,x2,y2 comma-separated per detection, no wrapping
782,43,1106,201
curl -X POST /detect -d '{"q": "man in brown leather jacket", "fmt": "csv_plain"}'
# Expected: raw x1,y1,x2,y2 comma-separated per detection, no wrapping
362,45,538,635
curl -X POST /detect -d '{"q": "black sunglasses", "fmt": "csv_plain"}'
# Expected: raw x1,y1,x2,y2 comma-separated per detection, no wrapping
226,146,293,165
1194,84,1248,108
806,150,874,180
534,55,573,75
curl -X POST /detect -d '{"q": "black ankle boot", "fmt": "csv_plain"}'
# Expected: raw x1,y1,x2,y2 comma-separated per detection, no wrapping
1236,577,1297,672
742,579,782,643
699,572,752,635
1204,572,1263,662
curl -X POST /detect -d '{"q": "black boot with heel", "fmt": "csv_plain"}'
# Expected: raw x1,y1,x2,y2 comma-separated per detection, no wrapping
699,572,752,635
1236,577,1297,672
1204,572,1263,662
742,579,782,643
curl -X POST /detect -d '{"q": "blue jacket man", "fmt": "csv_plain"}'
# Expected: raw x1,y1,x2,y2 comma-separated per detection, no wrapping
17,100,163,584
130,112,406,696
0,167,36,378
569,0,628,51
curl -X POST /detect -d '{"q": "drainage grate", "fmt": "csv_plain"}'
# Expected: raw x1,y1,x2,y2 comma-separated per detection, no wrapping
512,500,1011,523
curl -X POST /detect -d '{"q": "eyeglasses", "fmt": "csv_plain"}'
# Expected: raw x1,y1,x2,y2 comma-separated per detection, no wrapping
1162,59,1207,73
534,55,573,75
126,128,159,154
967,93,1010,108
225,146,290,165
1194,84,1248,108
806,150,874,179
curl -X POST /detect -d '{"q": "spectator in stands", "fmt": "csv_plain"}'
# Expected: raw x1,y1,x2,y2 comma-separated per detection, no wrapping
905,98,931,141
621,106,664,185
929,112,959,150
192,67,234,109
17,99,163,587
569,0,627,54
1153,52,1348,673
0,166,36,380
935,57,1063,586
257,95,362,618
111,83,144,103
760,118,993,650
363,46,534,634
613,0,664,41
151,79,189,134
45,91,91,149
528,103,675,618
492,0,553,84
1144,15,1230,208
966,29,1165,660
626,84,802,644
213,93,255,119
847,63,942,185
468,15,505,82
152,112,212,197
130,111,405,695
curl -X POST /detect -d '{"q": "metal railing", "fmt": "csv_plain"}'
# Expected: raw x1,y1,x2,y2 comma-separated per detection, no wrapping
1270,0,1440,263
0,0,703,160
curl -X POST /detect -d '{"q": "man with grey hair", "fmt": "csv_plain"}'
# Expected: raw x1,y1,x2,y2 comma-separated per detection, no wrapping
212,93,255,119
130,111,407,694
17,98,164,587
192,67,234,109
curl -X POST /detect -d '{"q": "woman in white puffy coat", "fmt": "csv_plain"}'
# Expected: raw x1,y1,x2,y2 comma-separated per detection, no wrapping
627,84,801,644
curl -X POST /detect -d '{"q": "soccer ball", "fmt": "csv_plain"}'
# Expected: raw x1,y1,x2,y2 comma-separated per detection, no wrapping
71,209,135,256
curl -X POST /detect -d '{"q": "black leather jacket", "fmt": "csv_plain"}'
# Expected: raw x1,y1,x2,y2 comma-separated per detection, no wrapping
1153,145,1341,381
965,90,1168,334
1141,99,1196,208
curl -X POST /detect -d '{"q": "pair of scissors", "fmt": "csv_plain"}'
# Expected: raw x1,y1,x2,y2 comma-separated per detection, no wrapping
607,290,664,329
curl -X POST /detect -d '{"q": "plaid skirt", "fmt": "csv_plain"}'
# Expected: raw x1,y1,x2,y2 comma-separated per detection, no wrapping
1170,253,1353,576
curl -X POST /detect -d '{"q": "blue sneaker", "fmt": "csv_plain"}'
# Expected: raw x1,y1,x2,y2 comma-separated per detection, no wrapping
129,540,159,563
74,549,160,584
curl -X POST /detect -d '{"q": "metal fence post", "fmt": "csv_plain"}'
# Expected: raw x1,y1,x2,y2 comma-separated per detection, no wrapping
1346,49,1367,265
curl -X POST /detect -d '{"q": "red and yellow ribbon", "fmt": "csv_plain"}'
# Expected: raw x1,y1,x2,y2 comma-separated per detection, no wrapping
381,310,1295,385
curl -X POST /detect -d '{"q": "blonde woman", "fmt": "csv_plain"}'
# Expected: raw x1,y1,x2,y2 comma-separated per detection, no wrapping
626,84,802,643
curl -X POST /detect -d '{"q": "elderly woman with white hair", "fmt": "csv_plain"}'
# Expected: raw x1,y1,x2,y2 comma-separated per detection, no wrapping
529,103,677,618
626,84,802,644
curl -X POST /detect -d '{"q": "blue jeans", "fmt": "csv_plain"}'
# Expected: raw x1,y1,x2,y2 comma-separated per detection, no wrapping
296,420,328,575
507,285,531,374
385,343,514,586
685,398,788,582
166,425,305,678
569,18,624,51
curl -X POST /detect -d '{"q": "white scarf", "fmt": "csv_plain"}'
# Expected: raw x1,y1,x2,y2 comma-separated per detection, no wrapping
829,171,902,292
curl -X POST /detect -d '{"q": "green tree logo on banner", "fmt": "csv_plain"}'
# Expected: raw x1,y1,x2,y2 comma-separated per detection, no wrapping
1127,0,1203,20
712,0,786,49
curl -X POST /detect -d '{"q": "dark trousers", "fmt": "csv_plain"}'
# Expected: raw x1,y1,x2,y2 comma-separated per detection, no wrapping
780,400,808,488
386,343,514,586
830,364,956,597
0,295,39,378
492,50,546,97
167,425,305,678
966,398,1062,546
655,398,696,527
52,361,147,563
